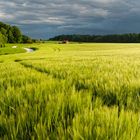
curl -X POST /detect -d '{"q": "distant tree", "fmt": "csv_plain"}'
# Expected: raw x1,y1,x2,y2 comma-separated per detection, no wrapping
49,34,140,43
7,29,15,43
22,35,33,43
0,27,7,36
0,22,10,30
32,39,41,43
0,32,7,47
12,26,22,43
0,21,33,43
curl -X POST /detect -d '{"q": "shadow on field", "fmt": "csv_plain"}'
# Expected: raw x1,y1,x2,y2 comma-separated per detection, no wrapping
29,47,38,51
0,53,8,56
0,125,7,137
19,62,52,77
14,58,45,62
18,62,68,80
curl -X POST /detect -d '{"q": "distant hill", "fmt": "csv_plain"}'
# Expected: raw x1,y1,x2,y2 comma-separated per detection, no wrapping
49,34,140,43
0,21,34,45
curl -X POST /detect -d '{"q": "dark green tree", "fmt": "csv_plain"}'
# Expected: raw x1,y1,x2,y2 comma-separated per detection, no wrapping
7,29,15,43
0,32,7,47
22,35,33,43
12,26,22,43
0,21,33,43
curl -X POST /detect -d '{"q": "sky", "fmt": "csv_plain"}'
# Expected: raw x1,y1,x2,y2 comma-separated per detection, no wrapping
0,0,140,39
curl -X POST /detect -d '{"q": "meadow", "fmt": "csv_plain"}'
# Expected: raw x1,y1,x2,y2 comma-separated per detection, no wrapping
0,46,26,55
0,43,140,140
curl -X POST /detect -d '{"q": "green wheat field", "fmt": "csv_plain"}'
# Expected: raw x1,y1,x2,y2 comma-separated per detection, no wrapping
0,43,140,140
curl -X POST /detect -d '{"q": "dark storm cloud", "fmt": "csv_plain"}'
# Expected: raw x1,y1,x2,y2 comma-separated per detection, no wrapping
0,0,140,38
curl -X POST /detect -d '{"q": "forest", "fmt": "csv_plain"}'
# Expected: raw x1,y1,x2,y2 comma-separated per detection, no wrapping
49,34,140,43
0,21,33,46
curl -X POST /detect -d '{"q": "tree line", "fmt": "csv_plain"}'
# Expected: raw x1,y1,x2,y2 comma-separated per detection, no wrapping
49,34,140,43
0,21,37,46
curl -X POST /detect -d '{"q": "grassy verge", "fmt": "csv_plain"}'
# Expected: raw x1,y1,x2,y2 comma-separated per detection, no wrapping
0,47,26,55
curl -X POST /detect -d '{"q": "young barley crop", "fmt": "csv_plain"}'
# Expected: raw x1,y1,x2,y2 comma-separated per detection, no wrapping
0,43,139,139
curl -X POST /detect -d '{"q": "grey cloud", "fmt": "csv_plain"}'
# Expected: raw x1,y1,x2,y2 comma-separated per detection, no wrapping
0,0,140,38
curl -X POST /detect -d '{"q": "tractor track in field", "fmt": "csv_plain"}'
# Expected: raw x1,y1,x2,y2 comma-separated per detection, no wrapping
17,61,66,81
15,60,91,92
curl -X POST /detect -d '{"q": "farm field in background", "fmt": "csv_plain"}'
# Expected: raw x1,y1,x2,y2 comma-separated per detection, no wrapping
0,43,140,140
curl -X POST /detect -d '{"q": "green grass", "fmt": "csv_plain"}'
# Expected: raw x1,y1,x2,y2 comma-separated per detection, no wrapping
0,46,26,55
0,43,140,140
